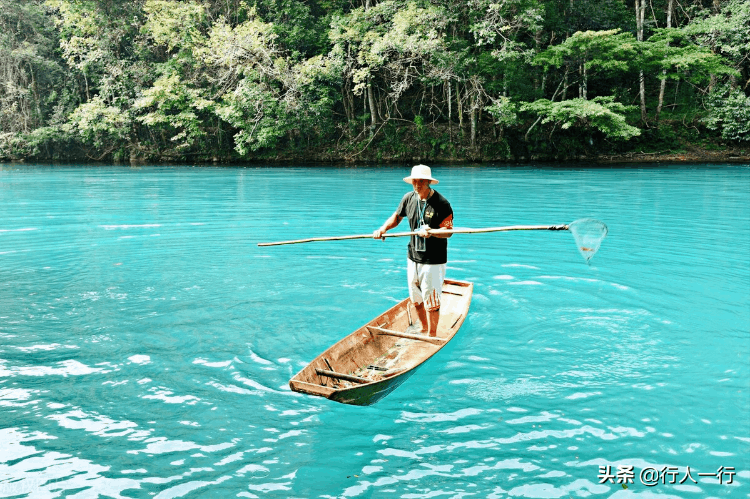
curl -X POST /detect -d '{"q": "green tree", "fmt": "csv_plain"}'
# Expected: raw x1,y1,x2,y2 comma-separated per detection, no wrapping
329,1,453,131
1,0,743,161
136,0,216,157
521,96,640,141
681,0,750,86
202,10,339,154
533,29,637,101
0,0,66,134
704,85,750,142
64,95,131,157
44,0,150,159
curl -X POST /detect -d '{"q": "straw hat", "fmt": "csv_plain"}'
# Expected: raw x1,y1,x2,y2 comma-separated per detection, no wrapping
403,164,439,185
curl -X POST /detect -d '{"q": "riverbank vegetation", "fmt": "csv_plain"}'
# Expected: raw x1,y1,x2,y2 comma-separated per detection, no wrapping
1,0,748,163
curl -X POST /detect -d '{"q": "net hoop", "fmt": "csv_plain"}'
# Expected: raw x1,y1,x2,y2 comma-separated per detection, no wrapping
567,218,608,264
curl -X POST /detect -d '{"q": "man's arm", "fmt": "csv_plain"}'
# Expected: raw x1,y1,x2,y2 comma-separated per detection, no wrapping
422,213,453,239
424,229,453,239
373,212,403,240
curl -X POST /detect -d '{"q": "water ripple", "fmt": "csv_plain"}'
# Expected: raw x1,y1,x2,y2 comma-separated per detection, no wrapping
0,164,747,498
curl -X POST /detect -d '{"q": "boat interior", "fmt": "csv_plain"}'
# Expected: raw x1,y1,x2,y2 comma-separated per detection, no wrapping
289,279,473,398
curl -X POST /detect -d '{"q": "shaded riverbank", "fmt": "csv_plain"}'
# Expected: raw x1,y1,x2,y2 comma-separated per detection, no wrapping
592,146,750,164
4,119,748,167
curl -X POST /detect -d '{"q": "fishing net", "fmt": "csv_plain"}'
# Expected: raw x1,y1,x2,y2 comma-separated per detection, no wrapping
568,218,608,264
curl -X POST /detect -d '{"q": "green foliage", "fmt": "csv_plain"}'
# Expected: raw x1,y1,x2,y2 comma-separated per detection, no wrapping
470,0,542,56
65,96,131,148
45,0,108,71
142,0,206,52
330,1,452,97
216,82,285,154
485,96,519,128
1,0,68,134
543,0,631,34
249,0,331,59
66,97,130,145
200,8,278,72
704,86,750,142
521,96,640,140
134,73,212,150
681,0,750,71
645,28,739,84
0,132,28,159
202,11,337,155
0,0,742,161
533,29,637,74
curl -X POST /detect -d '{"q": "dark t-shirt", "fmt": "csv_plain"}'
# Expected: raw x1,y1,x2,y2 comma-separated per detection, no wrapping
397,190,453,264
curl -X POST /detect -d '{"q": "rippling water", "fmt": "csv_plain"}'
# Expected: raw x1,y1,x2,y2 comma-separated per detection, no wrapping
1,163,748,498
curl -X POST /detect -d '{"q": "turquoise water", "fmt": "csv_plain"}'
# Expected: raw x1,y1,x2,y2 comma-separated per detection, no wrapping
1,163,748,498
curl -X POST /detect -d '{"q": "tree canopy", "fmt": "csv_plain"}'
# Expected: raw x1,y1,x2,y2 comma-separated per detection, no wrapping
0,0,746,162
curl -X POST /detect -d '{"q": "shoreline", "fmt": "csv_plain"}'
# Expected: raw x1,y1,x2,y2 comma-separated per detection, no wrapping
3,148,748,167
590,148,750,165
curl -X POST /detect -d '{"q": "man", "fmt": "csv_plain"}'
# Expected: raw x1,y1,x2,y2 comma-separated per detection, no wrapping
373,165,454,337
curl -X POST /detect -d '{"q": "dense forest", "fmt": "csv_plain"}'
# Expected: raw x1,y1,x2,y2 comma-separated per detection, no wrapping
1,0,748,163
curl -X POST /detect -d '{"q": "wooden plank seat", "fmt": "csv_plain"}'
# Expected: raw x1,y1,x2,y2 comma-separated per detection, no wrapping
315,368,370,384
366,326,446,345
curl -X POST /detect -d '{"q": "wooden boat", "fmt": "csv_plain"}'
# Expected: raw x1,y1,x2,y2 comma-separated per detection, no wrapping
289,279,473,406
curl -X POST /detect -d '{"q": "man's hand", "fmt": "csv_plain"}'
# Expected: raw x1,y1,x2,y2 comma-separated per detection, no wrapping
374,213,402,241
417,225,431,238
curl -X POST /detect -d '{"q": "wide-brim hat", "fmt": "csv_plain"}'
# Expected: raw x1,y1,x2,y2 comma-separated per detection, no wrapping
403,164,439,185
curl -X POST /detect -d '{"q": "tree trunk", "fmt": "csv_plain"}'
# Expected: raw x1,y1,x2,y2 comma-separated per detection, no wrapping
363,0,377,130
708,0,721,93
638,72,647,122
470,92,477,148
533,29,543,92
84,72,90,102
367,80,378,128
342,82,352,122
447,81,452,124
447,81,452,141
580,57,588,100
457,82,463,130
656,0,673,123
635,0,647,122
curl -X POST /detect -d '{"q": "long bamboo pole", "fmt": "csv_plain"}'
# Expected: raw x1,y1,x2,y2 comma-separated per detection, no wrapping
258,224,570,247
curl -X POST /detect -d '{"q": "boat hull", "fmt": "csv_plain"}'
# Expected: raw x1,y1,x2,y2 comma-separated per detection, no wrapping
289,279,473,406
328,366,421,405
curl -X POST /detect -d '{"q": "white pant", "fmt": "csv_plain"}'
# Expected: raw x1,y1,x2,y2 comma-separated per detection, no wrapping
407,260,446,312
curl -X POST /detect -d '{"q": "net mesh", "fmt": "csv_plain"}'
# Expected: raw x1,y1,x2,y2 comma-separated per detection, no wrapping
568,219,608,264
